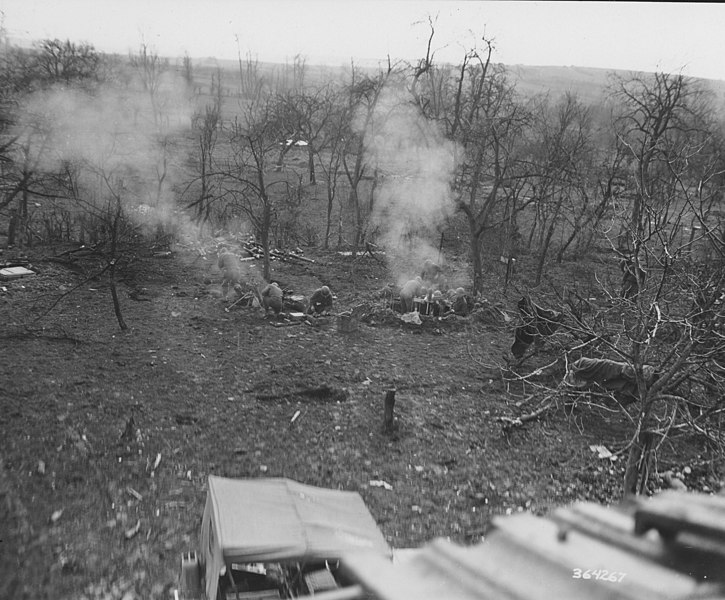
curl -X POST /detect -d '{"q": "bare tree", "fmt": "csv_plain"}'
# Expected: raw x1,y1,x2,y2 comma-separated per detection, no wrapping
270,81,350,247
274,84,339,184
554,121,629,261
341,61,394,255
223,88,288,280
526,92,594,284
128,43,182,245
181,52,194,88
567,73,725,496
33,39,100,86
449,41,529,294
129,43,169,128
0,39,102,246
275,53,307,92
100,174,130,330
185,68,224,231
1,94,55,246
317,98,348,248
236,46,264,99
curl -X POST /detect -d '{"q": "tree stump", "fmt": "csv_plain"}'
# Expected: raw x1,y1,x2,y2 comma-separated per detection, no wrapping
382,390,396,433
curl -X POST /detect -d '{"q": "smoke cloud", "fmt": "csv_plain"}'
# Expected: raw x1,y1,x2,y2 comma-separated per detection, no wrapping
12,67,197,241
362,87,458,286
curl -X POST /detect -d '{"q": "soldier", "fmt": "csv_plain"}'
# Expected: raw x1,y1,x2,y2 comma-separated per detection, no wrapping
431,289,447,316
620,258,646,299
452,287,470,316
421,259,445,290
511,323,536,359
261,282,284,317
399,276,423,313
308,286,333,315
218,248,242,299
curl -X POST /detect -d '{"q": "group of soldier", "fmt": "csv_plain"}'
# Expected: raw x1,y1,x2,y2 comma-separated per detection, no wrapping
258,281,333,317
217,247,333,317
219,246,471,320
399,259,470,316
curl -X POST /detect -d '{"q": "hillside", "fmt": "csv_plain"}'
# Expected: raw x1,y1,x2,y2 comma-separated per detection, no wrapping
507,64,615,102
3,236,718,600
185,56,725,107
507,64,725,104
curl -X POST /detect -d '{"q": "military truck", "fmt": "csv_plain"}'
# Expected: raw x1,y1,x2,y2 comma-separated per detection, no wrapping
179,476,391,600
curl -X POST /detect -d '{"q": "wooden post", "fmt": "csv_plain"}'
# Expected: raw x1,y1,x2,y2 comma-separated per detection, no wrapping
505,257,515,291
383,390,396,433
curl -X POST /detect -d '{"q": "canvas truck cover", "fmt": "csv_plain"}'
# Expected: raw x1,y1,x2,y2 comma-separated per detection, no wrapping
200,476,391,600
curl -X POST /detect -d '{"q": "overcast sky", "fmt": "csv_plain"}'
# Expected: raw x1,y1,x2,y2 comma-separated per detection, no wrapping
2,1,724,80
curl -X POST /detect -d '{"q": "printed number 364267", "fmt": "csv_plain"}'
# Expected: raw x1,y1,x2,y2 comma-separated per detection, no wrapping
572,569,626,582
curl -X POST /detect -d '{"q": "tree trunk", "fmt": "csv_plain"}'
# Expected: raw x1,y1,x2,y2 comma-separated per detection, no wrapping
526,206,539,251
20,188,30,247
7,208,18,246
109,259,128,331
468,218,484,295
623,429,654,496
351,186,363,258
535,201,561,285
324,188,334,250
109,203,128,331
556,194,594,262
260,203,272,281
308,146,316,185
275,144,290,172
337,204,344,249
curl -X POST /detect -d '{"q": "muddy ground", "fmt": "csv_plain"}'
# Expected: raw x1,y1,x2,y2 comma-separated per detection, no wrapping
1,240,722,600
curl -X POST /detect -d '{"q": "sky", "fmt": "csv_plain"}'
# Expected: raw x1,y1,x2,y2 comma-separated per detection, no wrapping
2,1,724,81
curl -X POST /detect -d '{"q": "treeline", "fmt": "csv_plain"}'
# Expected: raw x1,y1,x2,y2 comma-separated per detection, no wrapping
2,35,723,285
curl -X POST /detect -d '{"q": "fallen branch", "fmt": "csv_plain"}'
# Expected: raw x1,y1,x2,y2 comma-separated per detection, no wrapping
51,243,103,259
498,395,556,432
224,292,253,312
32,262,112,323
283,252,315,264
505,356,562,383
270,320,302,327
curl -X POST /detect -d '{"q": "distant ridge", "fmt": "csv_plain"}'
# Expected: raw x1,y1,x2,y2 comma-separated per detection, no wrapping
507,64,615,102
186,55,725,106
506,64,725,104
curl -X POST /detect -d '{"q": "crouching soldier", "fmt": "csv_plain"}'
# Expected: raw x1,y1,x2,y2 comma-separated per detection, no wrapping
431,289,448,316
218,248,242,299
399,276,423,313
308,286,333,315
451,287,470,316
261,282,284,317
421,259,445,290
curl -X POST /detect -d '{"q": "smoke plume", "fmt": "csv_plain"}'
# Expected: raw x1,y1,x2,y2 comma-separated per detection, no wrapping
362,87,458,285
12,67,197,241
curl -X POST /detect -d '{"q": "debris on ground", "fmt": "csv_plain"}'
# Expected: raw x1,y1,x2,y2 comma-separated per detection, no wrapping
0,265,36,280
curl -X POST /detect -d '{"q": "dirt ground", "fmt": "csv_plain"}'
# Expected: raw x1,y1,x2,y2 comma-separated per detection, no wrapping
1,240,722,600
